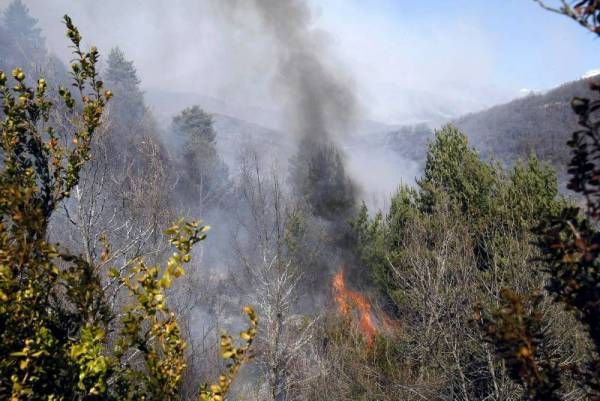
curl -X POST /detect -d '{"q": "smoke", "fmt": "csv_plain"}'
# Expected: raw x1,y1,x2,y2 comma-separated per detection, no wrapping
216,0,359,143
214,0,362,238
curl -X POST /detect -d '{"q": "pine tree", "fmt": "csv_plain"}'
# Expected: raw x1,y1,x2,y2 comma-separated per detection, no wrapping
1,0,46,73
172,105,229,210
173,105,217,145
0,16,9,70
420,124,495,215
289,138,357,223
478,4,600,399
105,47,146,128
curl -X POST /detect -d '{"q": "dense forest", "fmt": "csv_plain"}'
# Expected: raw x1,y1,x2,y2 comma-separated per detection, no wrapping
0,1,599,400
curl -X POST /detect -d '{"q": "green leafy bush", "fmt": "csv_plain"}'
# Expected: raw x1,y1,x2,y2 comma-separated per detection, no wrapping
0,16,256,401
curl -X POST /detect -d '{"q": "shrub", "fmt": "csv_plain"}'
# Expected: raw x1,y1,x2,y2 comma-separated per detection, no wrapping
0,16,256,401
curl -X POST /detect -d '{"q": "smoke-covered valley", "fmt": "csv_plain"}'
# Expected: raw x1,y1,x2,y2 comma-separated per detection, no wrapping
11,0,595,205
2,1,600,400
2,0,547,203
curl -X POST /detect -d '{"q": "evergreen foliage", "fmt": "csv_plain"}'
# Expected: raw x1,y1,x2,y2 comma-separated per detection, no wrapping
420,124,495,215
290,138,357,224
1,2,598,400
0,0,46,73
104,48,146,129
171,105,230,209
173,105,217,145
352,124,570,399
477,4,600,400
480,84,600,401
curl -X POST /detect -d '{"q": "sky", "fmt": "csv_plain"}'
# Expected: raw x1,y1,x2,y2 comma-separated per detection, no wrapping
314,0,600,122
5,0,600,125
321,0,600,89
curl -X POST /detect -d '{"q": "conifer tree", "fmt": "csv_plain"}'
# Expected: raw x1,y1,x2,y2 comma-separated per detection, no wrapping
1,0,46,73
105,47,146,128
289,138,357,224
477,3,600,399
172,105,229,209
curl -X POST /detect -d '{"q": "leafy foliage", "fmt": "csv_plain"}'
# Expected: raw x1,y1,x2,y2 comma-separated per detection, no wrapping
0,16,256,401
477,289,562,401
482,85,600,401
478,6,600,400
200,306,258,401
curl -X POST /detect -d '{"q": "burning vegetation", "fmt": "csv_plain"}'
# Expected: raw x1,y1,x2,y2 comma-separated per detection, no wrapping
332,269,392,346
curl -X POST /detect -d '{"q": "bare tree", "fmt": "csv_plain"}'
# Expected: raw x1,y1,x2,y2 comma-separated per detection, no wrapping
534,0,600,34
253,255,317,401
229,148,319,401
49,104,174,318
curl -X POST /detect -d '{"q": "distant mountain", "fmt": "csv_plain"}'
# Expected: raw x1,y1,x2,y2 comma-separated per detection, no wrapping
343,124,432,205
453,77,599,183
366,81,514,128
343,76,600,191
145,87,416,180
347,123,433,163
145,88,296,170
146,76,599,192
211,114,294,169
581,69,600,80
145,87,405,137
145,88,284,131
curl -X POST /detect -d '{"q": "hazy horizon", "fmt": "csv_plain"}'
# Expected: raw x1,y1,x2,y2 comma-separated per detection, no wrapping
5,0,599,127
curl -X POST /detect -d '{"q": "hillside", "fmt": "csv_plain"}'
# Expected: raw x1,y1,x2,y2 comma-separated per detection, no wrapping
211,113,295,168
454,77,598,180
145,77,594,194
366,77,599,189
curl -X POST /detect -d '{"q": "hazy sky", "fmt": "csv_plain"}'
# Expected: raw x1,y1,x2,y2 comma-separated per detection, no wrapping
6,0,600,125
323,0,600,89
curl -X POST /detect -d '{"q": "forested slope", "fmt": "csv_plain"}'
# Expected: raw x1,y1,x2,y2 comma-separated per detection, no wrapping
455,77,597,181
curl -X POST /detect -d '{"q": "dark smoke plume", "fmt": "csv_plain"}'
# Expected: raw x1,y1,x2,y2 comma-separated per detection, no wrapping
217,0,360,228
220,0,358,142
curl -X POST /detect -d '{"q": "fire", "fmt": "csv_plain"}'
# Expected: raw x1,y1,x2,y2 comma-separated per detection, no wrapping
332,270,377,345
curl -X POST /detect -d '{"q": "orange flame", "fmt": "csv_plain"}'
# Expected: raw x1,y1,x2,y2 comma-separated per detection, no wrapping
332,270,377,345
